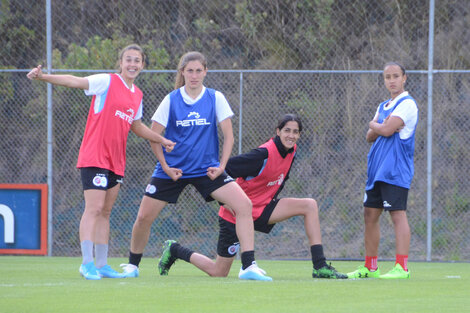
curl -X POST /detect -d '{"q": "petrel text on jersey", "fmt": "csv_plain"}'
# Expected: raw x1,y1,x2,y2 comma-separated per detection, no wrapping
176,111,211,127
115,108,135,124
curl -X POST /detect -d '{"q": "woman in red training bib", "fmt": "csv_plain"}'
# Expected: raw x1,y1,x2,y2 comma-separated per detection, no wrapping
156,114,347,279
27,44,175,280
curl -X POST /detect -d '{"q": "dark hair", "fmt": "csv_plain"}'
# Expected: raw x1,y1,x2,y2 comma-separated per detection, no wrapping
384,61,406,75
117,44,145,73
276,114,302,132
174,51,207,89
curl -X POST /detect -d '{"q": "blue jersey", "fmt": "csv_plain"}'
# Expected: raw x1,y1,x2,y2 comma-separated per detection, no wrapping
366,95,418,190
153,88,220,179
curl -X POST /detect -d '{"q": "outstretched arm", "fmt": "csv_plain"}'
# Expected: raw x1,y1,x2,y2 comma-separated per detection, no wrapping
131,119,175,152
27,65,89,90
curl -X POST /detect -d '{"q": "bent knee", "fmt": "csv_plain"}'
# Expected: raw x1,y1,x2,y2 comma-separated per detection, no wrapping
208,269,230,277
240,196,252,210
307,198,318,210
305,198,318,214
208,271,229,278
232,197,252,215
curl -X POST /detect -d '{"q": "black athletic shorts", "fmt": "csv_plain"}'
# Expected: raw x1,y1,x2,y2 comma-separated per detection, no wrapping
80,167,123,191
144,173,234,203
217,198,280,257
363,181,409,211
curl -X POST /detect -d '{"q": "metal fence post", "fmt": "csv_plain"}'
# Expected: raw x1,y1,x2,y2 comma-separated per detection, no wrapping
426,0,435,262
239,72,243,155
46,0,53,257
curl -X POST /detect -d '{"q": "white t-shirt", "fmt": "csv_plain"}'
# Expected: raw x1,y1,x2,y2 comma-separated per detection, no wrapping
374,91,418,139
151,86,234,127
84,73,143,119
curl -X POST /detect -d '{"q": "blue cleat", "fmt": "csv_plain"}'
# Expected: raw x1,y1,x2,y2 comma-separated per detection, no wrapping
238,262,273,281
120,263,139,278
97,264,125,278
79,261,101,280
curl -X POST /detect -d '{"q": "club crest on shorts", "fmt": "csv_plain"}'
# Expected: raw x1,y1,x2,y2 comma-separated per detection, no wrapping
227,243,240,255
92,175,108,187
146,184,157,194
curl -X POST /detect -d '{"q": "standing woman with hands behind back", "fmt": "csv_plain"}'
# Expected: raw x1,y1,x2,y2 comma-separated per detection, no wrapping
27,44,175,280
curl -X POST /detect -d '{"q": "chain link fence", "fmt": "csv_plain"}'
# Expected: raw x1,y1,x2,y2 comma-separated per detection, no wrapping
1,0,469,261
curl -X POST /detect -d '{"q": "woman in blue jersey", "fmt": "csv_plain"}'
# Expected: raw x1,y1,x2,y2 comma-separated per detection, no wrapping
121,51,271,281
151,114,347,280
347,62,418,279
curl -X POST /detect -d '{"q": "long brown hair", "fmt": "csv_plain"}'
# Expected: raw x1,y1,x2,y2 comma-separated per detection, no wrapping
174,51,207,89
116,44,145,73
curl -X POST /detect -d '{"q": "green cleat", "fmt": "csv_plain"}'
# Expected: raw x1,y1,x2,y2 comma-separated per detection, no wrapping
379,263,410,279
158,240,177,276
347,265,380,279
312,263,348,279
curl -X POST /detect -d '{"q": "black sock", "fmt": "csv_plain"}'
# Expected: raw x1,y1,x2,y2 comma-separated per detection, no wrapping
241,250,255,270
170,243,194,263
311,244,327,270
129,251,143,267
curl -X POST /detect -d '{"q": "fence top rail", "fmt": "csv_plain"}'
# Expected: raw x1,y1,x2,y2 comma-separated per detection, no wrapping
2,69,470,74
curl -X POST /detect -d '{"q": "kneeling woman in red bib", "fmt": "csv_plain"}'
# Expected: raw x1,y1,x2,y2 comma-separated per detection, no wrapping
158,113,347,280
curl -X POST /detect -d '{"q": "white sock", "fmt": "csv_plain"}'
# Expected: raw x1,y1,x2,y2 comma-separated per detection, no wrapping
95,244,109,269
81,240,94,265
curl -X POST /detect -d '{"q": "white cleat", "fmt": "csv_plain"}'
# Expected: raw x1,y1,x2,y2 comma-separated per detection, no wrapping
120,263,139,278
239,262,272,281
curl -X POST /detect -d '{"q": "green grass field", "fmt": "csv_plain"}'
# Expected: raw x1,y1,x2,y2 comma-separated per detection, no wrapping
0,257,468,313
